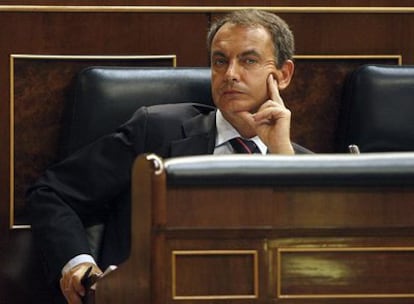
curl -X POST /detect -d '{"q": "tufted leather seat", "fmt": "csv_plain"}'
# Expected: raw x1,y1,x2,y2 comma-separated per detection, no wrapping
337,64,414,153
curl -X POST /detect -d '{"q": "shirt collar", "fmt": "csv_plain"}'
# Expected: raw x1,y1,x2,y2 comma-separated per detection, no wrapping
215,110,267,154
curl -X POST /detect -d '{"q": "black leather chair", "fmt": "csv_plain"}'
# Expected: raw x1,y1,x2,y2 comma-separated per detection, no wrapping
60,66,213,159
337,64,414,153
59,66,213,261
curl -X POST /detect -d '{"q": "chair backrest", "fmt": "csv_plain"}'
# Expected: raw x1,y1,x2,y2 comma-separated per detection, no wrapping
336,64,414,152
59,66,213,158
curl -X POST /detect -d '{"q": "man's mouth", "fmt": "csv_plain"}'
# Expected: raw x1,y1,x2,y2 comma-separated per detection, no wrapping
222,89,243,95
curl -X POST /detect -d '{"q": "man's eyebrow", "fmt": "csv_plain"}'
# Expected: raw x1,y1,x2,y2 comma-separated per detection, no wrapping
211,50,226,57
211,49,262,58
239,49,261,58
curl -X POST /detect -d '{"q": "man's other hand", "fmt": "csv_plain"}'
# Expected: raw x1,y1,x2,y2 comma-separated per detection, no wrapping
60,262,102,304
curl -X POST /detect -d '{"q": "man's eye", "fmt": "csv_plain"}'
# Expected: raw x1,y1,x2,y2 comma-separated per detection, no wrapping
244,58,258,65
213,58,227,66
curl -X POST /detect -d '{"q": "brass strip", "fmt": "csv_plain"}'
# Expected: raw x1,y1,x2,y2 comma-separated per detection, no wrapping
0,5,413,14
9,55,16,229
173,295,257,300
10,54,177,62
9,54,176,229
279,246,414,252
277,246,414,299
172,250,259,300
280,294,414,299
293,54,402,65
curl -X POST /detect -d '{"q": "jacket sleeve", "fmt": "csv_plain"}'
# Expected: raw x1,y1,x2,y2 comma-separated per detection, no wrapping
27,106,150,285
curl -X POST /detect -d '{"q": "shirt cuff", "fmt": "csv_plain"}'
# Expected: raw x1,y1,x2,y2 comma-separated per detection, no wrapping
61,254,96,276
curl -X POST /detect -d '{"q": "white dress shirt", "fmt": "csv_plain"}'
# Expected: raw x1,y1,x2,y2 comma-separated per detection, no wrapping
214,110,267,155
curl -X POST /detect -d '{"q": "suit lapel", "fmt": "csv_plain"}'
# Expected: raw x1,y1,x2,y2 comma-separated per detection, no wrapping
170,110,216,157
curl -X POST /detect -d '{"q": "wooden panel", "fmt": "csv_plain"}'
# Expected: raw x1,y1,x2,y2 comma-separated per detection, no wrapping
0,10,209,233
286,56,400,152
277,247,414,299
166,186,414,229
162,238,268,304
172,250,258,300
212,12,414,63
10,55,176,228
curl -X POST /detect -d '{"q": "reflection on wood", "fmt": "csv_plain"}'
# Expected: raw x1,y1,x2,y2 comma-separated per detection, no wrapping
278,247,414,298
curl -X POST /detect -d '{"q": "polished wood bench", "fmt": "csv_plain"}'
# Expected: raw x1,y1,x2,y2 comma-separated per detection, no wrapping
95,152,414,304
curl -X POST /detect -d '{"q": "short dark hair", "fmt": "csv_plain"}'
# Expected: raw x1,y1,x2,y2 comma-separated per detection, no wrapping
207,9,295,68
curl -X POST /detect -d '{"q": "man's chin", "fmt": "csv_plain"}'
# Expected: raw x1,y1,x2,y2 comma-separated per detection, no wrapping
219,99,251,112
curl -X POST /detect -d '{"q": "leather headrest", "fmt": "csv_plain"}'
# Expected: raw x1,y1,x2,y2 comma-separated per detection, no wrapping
337,65,414,152
60,67,213,157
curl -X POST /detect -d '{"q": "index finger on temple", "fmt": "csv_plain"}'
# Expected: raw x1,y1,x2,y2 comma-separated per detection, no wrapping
267,74,281,102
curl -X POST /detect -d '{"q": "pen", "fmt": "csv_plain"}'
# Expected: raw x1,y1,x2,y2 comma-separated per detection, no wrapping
80,265,93,287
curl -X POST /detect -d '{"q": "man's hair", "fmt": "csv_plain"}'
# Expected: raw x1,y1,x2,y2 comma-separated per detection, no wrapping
207,9,295,68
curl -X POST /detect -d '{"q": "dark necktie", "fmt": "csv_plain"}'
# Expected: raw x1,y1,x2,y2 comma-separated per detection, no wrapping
229,137,261,154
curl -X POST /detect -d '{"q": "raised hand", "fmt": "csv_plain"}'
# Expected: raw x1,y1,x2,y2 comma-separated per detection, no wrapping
252,74,294,154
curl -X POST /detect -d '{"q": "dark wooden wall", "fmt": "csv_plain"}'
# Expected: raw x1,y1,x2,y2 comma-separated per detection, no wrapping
0,2,413,303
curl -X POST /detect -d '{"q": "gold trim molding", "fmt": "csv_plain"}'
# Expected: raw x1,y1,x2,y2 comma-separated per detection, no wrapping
10,54,177,62
0,6,414,13
172,250,259,300
294,54,402,65
277,246,414,299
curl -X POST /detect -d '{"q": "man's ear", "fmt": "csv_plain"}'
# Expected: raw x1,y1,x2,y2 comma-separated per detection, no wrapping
274,60,294,90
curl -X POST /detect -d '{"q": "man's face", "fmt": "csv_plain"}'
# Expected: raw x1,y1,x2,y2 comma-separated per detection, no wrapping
210,23,279,121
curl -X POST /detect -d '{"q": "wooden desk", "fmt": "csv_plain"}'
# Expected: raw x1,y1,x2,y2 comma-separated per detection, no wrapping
95,153,414,304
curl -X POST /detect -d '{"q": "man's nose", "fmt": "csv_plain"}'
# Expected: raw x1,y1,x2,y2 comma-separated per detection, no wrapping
224,61,240,82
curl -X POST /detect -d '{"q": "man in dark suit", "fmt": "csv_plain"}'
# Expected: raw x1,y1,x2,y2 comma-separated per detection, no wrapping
28,9,309,304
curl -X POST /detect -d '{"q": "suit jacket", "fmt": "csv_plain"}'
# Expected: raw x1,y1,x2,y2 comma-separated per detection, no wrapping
27,103,309,295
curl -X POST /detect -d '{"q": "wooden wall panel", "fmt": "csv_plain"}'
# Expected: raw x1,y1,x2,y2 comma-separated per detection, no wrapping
283,13,414,64
0,9,209,232
284,56,399,152
11,55,176,228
